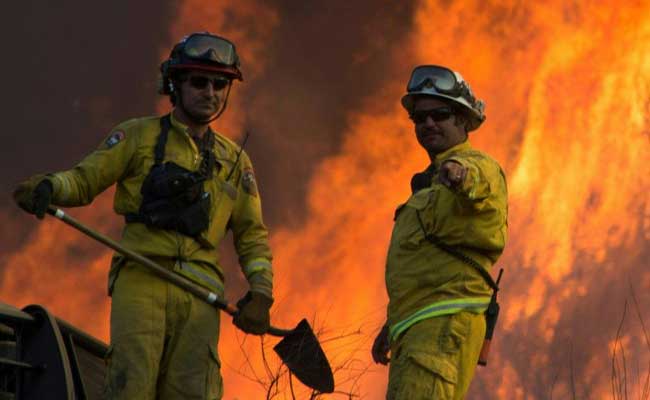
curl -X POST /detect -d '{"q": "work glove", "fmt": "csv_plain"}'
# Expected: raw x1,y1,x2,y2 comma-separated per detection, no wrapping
233,291,273,335
13,178,53,219
371,323,390,365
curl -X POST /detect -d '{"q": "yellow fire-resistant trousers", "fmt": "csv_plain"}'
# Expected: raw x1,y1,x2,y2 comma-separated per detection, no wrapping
103,260,223,400
387,311,486,400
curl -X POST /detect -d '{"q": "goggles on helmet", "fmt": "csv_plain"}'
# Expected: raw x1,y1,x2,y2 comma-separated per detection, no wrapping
406,65,464,97
168,33,242,81
401,64,486,132
181,33,238,65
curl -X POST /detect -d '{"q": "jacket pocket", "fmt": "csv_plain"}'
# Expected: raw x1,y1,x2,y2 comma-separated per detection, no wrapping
205,345,223,400
397,190,435,250
439,311,470,355
102,345,121,399
409,350,458,385
387,349,457,399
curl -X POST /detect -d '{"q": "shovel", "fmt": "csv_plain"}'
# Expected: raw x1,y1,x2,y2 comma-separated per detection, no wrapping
45,206,335,394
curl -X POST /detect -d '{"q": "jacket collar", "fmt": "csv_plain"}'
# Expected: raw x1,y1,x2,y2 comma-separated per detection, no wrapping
432,140,472,170
169,112,195,137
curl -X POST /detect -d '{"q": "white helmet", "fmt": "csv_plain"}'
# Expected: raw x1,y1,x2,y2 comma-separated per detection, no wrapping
401,65,486,131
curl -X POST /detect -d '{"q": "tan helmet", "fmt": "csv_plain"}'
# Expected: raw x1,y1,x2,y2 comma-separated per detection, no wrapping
401,65,486,131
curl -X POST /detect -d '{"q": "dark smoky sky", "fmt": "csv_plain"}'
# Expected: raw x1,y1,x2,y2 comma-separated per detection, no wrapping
0,1,176,255
1,0,415,235
2,1,174,189
0,1,416,299
227,0,416,227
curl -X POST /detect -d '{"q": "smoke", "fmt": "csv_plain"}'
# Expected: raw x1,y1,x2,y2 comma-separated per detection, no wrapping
3,0,650,399
408,1,650,398
1,0,173,195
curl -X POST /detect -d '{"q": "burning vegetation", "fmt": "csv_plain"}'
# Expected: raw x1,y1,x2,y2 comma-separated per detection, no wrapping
2,1,650,399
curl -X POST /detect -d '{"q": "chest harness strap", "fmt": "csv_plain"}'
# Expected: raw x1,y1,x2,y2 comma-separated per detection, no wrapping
125,115,215,242
413,179,503,366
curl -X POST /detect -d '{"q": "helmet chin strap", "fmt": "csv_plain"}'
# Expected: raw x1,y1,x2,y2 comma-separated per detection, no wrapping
178,81,232,125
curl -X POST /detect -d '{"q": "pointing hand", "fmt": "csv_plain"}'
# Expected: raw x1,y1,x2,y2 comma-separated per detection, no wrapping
438,160,467,189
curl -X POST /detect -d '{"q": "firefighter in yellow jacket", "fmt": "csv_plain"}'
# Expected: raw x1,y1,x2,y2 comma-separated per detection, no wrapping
13,33,273,400
371,65,508,399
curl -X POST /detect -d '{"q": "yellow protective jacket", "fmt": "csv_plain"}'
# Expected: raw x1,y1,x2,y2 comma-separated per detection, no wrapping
386,141,507,342
45,113,273,298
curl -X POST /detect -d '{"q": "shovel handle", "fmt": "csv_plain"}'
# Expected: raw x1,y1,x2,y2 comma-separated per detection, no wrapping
46,206,291,337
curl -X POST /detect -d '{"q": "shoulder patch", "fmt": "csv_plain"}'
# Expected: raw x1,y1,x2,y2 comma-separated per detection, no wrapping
104,131,125,149
241,168,258,197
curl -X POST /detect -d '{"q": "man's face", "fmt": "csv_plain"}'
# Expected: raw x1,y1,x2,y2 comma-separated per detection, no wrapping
177,71,230,121
412,97,467,155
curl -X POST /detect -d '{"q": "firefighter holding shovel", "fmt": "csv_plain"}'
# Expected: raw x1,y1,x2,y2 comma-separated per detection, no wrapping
14,32,275,399
372,65,508,399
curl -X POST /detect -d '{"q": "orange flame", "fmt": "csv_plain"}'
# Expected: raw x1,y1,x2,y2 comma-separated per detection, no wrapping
0,192,115,340
3,1,650,399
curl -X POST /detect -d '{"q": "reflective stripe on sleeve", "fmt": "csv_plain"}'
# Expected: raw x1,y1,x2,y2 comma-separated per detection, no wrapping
178,261,224,295
243,258,272,278
389,297,491,342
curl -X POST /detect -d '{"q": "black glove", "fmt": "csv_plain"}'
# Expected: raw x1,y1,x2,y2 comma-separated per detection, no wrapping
371,323,391,365
13,179,53,219
233,291,273,335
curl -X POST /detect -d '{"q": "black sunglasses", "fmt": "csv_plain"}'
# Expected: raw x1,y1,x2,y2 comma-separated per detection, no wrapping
409,106,454,124
187,75,230,91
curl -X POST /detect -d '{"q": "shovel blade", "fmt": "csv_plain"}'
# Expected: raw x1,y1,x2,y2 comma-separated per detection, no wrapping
273,318,334,393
